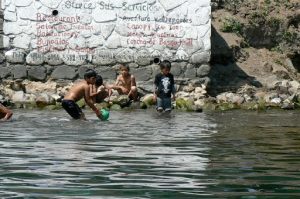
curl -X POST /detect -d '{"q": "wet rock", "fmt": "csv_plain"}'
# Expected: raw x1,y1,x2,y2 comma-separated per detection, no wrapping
36,93,55,108
112,95,130,107
281,99,295,110
110,104,122,111
175,98,194,111
141,94,155,107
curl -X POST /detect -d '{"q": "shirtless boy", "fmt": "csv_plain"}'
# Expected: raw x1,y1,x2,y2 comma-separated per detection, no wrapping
62,69,102,120
89,75,109,103
108,64,138,101
0,103,13,121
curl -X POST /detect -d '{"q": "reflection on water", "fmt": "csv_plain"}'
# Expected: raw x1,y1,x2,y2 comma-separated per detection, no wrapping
0,109,300,198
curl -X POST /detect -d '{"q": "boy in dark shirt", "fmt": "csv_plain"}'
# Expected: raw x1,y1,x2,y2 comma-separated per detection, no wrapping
153,60,176,112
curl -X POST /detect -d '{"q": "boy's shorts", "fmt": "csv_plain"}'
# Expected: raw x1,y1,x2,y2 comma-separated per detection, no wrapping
62,100,83,119
156,97,172,111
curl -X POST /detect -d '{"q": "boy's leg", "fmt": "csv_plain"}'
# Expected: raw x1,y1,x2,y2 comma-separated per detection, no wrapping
128,86,138,101
163,98,172,112
62,100,83,119
156,97,163,112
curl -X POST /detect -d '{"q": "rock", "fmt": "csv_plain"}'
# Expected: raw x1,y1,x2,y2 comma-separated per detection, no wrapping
116,49,135,63
288,80,300,95
196,64,211,77
141,94,155,107
176,91,191,98
175,98,194,111
281,99,295,110
12,65,27,79
0,54,5,64
5,49,26,64
28,66,47,81
15,0,32,6
13,34,31,49
184,64,197,79
171,62,186,77
51,66,77,80
112,95,130,107
216,92,244,105
110,104,122,111
270,98,282,104
263,93,278,103
25,81,57,95
0,67,11,78
26,51,44,65
182,84,195,92
190,51,210,64
132,67,152,82
194,99,205,108
45,52,64,65
36,93,55,108
135,49,152,66
195,86,207,94
92,49,116,65
12,91,26,103
95,67,116,80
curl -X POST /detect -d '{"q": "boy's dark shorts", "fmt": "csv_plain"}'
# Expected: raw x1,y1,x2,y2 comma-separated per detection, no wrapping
156,97,172,111
62,100,83,119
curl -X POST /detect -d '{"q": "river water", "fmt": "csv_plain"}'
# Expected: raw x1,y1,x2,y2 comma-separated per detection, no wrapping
0,109,300,198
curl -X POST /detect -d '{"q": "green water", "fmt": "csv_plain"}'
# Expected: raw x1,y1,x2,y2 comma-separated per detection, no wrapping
0,109,300,198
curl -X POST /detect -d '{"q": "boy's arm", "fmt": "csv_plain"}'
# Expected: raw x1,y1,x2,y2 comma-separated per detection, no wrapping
131,75,136,87
84,85,101,118
0,104,13,120
89,84,97,97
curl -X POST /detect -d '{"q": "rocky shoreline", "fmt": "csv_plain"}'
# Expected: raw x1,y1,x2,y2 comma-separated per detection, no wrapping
1,78,300,112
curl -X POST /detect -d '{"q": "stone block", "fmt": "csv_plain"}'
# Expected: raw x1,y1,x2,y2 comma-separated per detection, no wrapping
12,65,27,79
28,66,47,81
51,66,77,80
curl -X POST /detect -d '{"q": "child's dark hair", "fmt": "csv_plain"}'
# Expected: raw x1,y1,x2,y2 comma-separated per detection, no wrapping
95,75,103,87
120,64,130,71
159,60,171,70
84,69,97,79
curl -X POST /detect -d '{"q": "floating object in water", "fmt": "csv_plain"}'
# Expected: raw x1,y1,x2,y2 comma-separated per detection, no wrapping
100,109,109,121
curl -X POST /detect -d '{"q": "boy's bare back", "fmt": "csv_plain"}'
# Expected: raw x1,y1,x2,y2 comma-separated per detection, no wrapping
64,81,89,102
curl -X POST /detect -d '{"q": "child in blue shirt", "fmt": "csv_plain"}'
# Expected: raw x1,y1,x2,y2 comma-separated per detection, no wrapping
153,60,176,112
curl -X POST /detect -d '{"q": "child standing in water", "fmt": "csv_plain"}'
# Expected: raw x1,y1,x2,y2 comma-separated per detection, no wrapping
153,60,176,112
62,69,103,120
0,103,13,121
108,64,138,101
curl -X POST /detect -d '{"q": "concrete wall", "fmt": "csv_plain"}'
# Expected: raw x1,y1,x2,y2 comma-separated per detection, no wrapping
1,0,211,91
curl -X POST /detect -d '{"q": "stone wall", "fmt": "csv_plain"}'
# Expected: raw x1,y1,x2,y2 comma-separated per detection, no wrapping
1,0,211,93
